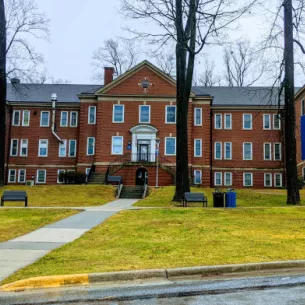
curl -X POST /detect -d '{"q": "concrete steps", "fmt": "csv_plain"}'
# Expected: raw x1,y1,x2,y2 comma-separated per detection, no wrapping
120,186,144,199
88,173,106,185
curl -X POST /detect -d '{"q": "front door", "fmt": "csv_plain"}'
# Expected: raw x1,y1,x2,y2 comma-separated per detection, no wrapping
138,144,149,162
136,168,148,185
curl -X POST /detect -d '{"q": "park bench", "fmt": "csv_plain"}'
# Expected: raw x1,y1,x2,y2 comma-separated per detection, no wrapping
107,176,123,185
183,192,208,208
1,191,28,207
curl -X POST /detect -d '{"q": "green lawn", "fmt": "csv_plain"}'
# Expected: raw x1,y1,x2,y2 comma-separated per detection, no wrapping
3,207,305,284
0,209,78,242
135,186,304,207
0,185,116,207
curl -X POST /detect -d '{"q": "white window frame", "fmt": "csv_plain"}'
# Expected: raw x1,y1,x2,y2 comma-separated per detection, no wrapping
112,104,125,123
60,111,69,127
165,105,176,124
139,105,151,124
40,111,50,127
224,142,232,160
274,173,283,188
263,114,271,130
12,110,21,126
194,139,202,157
10,139,18,157
264,143,272,161
274,143,282,161
224,172,233,186
69,140,77,157
57,170,65,184
36,170,46,184
111,136,124,155
214,172,222,186
264,173,273,187
8,169,16,183
18,169,26,183
273,114,281,130
22,110,30,126
87,137,95,156
20,139,28,157
194,108,202,126
165,137,176,156
194,170,202,185
70,111,78,127
88,106,96,124
243,142,253,160
224,113,232,130
214,142,222,160
243,114,252,130
38,139,48,157
59,139,67,157
214,114,222,129
243,173,253,187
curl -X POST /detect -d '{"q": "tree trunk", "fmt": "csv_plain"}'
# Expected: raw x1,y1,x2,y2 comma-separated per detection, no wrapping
0,0,6,187
284,0,300,204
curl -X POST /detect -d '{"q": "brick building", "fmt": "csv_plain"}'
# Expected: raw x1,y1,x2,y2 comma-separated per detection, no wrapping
4,61,305,188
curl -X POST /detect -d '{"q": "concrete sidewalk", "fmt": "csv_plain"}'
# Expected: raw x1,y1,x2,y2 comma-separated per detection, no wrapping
0,199,138,282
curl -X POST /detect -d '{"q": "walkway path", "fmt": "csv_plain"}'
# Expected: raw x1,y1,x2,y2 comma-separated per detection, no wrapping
0,199,138,282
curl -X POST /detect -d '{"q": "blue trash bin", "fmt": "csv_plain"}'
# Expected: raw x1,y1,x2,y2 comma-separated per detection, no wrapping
225,189,237,208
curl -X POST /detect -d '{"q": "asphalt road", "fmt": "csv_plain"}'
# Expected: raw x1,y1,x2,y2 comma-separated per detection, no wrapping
2,273,305,305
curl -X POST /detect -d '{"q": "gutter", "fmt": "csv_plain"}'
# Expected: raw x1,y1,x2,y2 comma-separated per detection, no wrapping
51,94,63,143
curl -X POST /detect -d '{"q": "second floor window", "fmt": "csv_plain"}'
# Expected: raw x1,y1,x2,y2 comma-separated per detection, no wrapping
20,139,28,157
38,140,48,157
70,112,78,127
274,143,282,160
215,142,222,160
243,142,252,160
165,106,176,123
10,139,18,156
264,143,271,160
88,106,96,124
215,114,222,129
113,105,124,123
139,105,150,123
243,114,252,130
59,140,67,157
60,111,68,127
194,108,202,126
22,110,30,126
194,139,202,157
87,137,95,155
165,137,176,155
273,114,281,130
224,142,232,160
40,111,50,127
112,136,123,155
69,140,77,157
224,114,232,129
12,110,20,126
263,114,271,129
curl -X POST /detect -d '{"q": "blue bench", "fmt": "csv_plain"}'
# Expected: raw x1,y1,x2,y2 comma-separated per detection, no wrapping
183,192,208,207
1,191,28,207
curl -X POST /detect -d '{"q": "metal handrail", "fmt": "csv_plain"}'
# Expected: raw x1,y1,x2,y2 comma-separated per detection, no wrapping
86,164,96,183
117,182,124,198
142,177,148,199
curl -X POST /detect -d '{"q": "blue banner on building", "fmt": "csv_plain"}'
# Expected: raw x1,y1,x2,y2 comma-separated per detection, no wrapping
301,116,305,160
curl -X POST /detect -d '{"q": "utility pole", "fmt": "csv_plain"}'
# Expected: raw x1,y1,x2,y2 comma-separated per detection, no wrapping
0,0,6,187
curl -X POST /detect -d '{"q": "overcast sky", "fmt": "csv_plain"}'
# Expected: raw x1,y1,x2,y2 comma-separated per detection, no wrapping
29,0,305,86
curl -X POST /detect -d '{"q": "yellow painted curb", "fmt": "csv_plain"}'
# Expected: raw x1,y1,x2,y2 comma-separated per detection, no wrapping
0,274,89,292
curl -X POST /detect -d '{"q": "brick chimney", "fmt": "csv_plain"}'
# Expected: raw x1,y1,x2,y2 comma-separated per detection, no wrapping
104,67,114,86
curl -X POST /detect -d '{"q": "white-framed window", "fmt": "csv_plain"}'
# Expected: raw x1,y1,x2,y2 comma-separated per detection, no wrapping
59,139,67,157
273,114,281,130
302,99,305,116
224,142,232,160
88,106,96,124
70,111,78,127
69,140,77,157
243,173,253,187
20,139,28,157
243,114,252,130
10,139,18,156
36,170,46,184
224,114,232,129
8,169,16,183
113,105,124,123
194,139,202,157
60,111,69,127
274,143,282,160
224,172,233,186
22,110,30,126
40,111,50,127
243,142,253,160
87,137,95,155
194,170,202,184
112,136,123,155
38,139,48,157
18,169,26,183
274,173,283,187
214,114,222,129
263,114,271,130
165,105,176,124
12,110,21,126
264,173,272,187
214,142,222,160
214,172,222,186
57,170,65,184
194,108,202,126
264,143,272,160
139,105,151,123
165,137,176,156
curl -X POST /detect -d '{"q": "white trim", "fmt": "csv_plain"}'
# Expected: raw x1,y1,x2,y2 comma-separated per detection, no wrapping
165,105,176,124
38,139,48,157
224,113,232,129
40,111,50,127
214,142,222,160
69,140,77,157
139,105,151,124
243,114,252,130
57,169,65,184
214,172,222,186
214,113,222,129
70,111,78,127
273,114,281,130
194,108,202,126
165,137,176,156
36,169,46,184
263,114,271,130
8,169,16,183
224,172,233,186
22,110,30,126
243,142,253,160
20,139,28,157
274,173,283,187
60,111,69,127
224,142,232,160
273,143,282,161
12,110,21,126
58,139,67,157
194,139,202,157
263,142,272,160
10,139,18,157
88,106,96,124
87,137,96,156
264,173,272,187
18,169,26,183
243,172,253,187
194,170,202,184
111,136,124,155
112,104,125,123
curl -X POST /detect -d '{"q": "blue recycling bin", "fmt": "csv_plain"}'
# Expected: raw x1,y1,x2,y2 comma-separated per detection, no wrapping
225,189,237,208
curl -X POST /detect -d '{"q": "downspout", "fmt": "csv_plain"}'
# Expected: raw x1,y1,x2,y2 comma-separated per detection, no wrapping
6,103,12,184
210,105,213,188
51,93,63,143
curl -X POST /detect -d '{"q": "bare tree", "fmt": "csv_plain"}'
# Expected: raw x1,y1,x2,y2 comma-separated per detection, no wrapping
92,38,138,81
156,51,176,77
0,0,6,186
196,58,221,86
122,0,257,201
